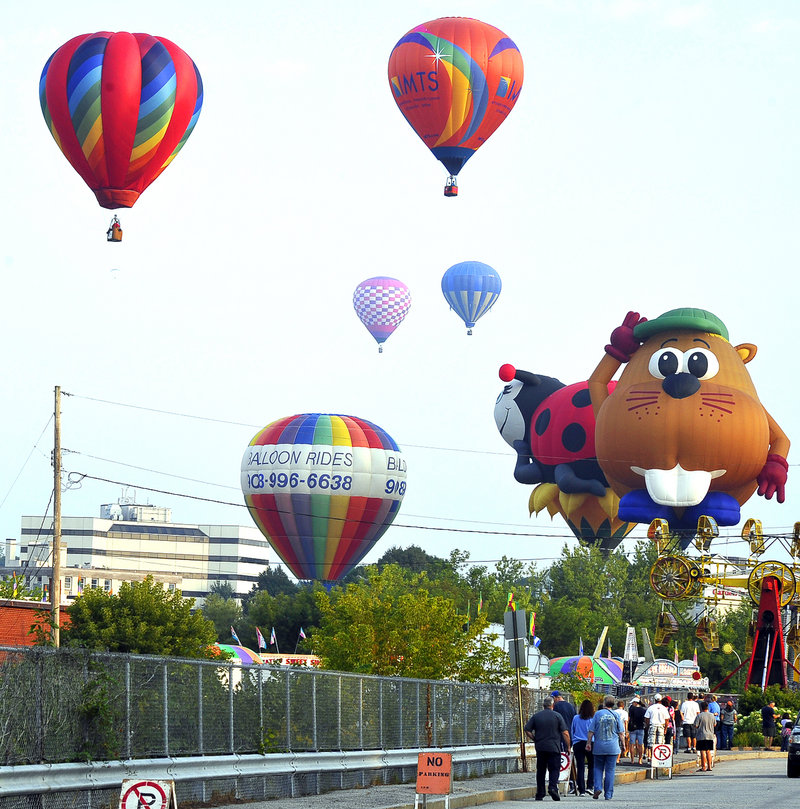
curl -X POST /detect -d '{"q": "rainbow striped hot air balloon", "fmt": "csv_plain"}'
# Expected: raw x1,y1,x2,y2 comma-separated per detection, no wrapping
39,31,203,210
388,17,524,195
241,414,407,584
441,260,502,334
353,276,412,352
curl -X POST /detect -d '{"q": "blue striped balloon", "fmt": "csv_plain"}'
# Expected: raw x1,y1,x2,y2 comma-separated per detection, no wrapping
441,261,502,334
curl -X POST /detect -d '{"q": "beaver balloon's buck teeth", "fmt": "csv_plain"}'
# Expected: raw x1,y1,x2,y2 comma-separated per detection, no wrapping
630,464,726,507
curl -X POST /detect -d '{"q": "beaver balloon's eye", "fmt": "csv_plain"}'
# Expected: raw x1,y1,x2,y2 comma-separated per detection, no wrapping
649,348,681,379
684,348,719,380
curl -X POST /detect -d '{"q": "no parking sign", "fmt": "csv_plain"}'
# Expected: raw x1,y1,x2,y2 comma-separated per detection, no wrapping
119,780,177,809
558,752,572,782
651,743,673,769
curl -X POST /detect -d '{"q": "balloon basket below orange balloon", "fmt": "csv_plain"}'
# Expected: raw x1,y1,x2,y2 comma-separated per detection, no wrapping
94,188,140,209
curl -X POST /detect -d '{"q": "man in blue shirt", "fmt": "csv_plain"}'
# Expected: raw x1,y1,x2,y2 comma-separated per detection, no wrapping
706,694,721,754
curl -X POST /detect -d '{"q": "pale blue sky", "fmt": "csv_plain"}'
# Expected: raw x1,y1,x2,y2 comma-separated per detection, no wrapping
1,0,799,575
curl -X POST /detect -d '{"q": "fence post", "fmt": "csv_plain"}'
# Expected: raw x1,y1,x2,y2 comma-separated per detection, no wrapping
312,669,318,751
379,678,384,750
162,663,169,757
358,677,364,750
125,657,131,759
228,664,235,754
337,675,342,750
398,680,403,748
198,664,204,756
286,670,292,752
449,682,454,747
416,681,421,748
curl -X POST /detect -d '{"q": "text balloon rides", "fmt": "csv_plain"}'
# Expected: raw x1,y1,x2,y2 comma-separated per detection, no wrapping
388,17,523,196
241,414,407,584
441,261,501,334
39,31,203,210
353,277,412,352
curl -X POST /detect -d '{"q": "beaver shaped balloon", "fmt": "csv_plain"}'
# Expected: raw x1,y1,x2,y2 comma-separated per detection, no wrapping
588,309,790,530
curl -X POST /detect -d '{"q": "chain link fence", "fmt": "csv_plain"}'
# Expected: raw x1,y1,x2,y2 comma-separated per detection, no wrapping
0,646,539,767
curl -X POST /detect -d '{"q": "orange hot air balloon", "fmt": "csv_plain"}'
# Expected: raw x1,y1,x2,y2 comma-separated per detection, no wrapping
388,17,523,196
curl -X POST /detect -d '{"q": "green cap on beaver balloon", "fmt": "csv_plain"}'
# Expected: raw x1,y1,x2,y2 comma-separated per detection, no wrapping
633,308,729,342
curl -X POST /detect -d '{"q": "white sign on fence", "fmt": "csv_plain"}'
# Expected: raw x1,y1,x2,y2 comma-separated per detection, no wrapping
119,780,177,809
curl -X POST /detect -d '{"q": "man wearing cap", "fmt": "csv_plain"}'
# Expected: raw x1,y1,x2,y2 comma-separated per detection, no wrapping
552,690,577,728
643,696,670,761
719,700,737,750
627,697,647,765
525,697,571,801
589,309,790,531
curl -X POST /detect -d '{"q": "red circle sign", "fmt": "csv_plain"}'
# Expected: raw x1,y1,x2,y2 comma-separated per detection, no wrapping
121,782,169,809
652,744,672,763
560,753,571,772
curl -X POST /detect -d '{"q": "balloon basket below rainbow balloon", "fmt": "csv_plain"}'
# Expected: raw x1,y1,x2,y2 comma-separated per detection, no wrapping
106,216,122,243
444,176,458,197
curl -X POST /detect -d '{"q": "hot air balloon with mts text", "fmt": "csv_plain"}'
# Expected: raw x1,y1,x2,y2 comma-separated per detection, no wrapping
241,414,407,584
353,277,412,353
441,261,502,334
388,17,523,196
39,31,203,238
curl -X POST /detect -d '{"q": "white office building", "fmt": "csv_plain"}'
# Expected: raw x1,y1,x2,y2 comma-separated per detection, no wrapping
2,501,272,605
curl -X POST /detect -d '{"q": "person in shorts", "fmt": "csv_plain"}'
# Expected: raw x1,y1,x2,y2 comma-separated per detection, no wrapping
679,693,700,753
627,697,647,765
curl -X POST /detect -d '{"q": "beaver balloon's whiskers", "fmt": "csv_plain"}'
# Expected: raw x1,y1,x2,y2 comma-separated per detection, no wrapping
625,390,661,411
700,395,736,414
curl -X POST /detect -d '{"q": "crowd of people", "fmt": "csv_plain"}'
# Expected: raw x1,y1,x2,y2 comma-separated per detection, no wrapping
523,688,772,801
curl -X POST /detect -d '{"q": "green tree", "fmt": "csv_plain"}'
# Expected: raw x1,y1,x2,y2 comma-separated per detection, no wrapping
247,566,298,599
312,564,507,681
58,576,218,657
202,592,243,642
0,574,43,600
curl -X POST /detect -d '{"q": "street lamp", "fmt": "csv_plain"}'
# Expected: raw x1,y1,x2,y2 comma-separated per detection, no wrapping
722,643,742,693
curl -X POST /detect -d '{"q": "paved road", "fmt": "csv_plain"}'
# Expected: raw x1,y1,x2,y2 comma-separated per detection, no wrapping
477,756,790,808
213,750,787,809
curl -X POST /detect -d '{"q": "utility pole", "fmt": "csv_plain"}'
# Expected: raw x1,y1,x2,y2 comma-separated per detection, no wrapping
52,385,62,647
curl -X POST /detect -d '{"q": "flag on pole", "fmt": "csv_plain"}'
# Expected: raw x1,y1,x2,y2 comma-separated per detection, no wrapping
674,643,679,664
230,626,241,645
270,627,277,646
693,646,698,665
529,612,536,638
532,636,542,648
477,592,483,614
255,627,266,650
299,627,307,639
579,637,584,656
507,592,515,611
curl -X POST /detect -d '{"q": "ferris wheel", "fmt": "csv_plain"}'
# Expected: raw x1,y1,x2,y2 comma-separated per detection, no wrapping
647,516,800,689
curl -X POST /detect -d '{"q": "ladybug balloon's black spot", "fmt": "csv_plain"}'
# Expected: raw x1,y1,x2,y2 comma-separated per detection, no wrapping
535,409,551,436
571,388,592,408
562,423,587,453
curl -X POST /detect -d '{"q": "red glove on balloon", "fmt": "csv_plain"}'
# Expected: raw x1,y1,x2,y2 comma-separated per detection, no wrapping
605,311,647,363
757,454,788,502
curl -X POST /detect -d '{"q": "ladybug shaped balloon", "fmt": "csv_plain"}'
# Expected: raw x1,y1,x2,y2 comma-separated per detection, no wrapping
495,364,615,496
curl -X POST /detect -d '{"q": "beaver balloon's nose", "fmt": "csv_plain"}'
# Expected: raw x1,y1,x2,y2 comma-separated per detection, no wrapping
662,373,701,399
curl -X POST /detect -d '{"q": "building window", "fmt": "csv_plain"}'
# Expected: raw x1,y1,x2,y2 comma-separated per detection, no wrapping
104,580,111,592
168,583,175,591
91,578,99,589
64,577,72,591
